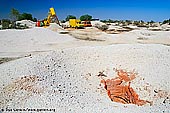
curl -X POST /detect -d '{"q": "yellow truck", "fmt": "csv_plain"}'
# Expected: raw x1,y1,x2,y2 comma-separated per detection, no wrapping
69,19,84,28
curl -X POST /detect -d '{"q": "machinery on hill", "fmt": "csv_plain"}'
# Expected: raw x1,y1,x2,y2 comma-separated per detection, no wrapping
82,21,92,27
36,7,60,27
69,19,84,28
68,19,92,28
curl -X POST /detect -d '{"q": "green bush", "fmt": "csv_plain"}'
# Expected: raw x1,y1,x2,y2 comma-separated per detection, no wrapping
100,20,107,23
18,13,33,21
163,19,170,24
2,19,11,29
65,15,76,21
10,21,16,29
10,8,37,22
60,20,66,23
80,14,92,21
101,19,118,23
99,25,108,31
94,23,100,28
32,18,37,22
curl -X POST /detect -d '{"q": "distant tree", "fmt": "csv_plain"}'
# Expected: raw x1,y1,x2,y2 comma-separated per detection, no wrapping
80,14,92,21
121,21,126,26
125,20,131,23
100,20,107,23
32,17,37,22
150,20,155,24
108,19,114,23
133,21,140,26
65,15,76,21
113,20,119,23
125,20,133,25
140,20,144,23
100,19,114,25
162,19,170,24
2,19,11,29
18,13,33,21
10,8,20,21
60,20,66,23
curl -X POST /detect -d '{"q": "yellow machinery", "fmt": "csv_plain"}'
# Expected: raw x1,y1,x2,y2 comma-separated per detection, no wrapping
69,19,84,28
43,7,60,27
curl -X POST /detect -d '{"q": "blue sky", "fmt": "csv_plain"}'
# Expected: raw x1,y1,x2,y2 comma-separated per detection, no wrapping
0,0,170,22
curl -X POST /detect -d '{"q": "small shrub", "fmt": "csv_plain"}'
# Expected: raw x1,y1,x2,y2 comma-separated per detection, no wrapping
10,22,16,29
60,20,66,23
94,23,100,28
80,14,92,21
2,19,11,29
98,25,109,31
65,15,76,21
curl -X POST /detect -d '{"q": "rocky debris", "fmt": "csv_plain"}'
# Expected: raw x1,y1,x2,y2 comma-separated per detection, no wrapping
0,75,43,108
0,44,169,112
47,23,69,34
47,23,64,31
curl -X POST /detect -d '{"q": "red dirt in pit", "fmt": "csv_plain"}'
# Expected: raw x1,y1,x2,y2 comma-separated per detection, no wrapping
100,69,151,106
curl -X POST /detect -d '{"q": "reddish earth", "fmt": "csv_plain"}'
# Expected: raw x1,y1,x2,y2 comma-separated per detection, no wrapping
101,69,151,106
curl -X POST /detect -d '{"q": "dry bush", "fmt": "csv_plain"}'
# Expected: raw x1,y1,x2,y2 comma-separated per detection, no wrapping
94,23,108,31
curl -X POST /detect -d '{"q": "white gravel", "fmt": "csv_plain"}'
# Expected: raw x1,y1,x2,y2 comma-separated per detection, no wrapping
1,27,170,58
108,30,170,44
0,44,170,113
0,27,75,57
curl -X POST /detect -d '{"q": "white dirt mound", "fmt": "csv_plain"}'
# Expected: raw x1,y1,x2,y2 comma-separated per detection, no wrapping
16,20,36,28
91,20,106,26
0,44,169,113
0,27,75,57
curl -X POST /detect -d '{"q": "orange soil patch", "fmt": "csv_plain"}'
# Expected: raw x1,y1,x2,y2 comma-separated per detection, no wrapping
0,75,44,107
101,69,150,106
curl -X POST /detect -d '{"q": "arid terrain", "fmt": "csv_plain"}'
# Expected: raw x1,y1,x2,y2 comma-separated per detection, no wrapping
0,22,170,113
